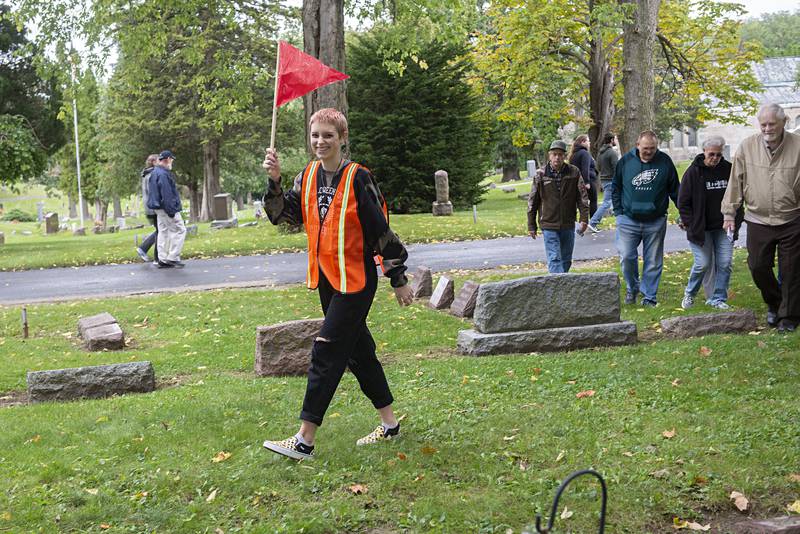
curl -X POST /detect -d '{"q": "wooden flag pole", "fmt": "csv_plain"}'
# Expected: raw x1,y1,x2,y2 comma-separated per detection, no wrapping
269,41,281,150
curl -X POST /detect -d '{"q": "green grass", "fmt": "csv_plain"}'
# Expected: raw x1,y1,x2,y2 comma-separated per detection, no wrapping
1,250,798,532
0,161,690,272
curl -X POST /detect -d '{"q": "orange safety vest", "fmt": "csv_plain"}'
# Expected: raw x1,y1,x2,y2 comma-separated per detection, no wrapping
301,161,374,294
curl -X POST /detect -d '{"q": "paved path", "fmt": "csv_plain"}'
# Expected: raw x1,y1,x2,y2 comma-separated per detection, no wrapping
0,225,743,304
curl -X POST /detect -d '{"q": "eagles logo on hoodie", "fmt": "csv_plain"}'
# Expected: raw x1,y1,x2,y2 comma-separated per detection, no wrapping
632,169,659,188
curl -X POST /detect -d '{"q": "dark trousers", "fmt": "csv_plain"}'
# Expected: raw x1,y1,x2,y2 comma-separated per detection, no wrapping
587,178,600,217
140,215,159,262
746,216,800,321
300,265,393,426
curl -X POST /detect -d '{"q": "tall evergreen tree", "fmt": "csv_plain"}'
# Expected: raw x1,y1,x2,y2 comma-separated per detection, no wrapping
347,32,490,213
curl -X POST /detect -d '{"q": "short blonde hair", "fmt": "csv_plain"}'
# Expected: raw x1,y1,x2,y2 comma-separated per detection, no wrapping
146,154,159,167
309,108,348,139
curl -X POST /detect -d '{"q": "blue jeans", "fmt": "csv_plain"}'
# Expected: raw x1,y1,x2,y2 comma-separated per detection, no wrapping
685,230,733,303
615,214,667,302
542,229,576,273
589,181,614,226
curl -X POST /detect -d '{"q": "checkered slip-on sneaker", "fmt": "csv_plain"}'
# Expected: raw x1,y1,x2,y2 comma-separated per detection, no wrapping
262,436,314,460
356,423,400,446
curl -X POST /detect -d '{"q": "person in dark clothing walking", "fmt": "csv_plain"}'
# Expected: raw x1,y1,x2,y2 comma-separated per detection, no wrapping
146,150,186,268
589,133,619,232
528,140,590,273
612,130,680,307
569,134,598,218
261,108,414,460
678,136,744,310
136,154,160,264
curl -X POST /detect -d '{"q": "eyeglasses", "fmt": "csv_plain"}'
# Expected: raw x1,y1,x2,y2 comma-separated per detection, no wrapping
705,152,722,157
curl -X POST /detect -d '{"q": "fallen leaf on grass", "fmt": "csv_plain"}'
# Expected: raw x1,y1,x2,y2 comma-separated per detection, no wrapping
673,518,711,530
1,512,10,520
576,390,595,398
396,452,407,461
560,506,574,519
348,484,368,495
692,476,707,486
662,428,677,439
212,451,231,463
788,500,800,514
788,474,800,483
651,469,670,479
206,489,218,502
503,435,517,441
729,491,749,511
698,346,712,357
413,474,425,482
85,488,99,495
100,524,111,530
622,451,634,457
421,446,438,455
671,378,681,387
556,450,566,462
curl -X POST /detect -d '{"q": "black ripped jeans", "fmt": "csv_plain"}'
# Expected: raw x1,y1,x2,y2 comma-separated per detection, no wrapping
299,263,393,426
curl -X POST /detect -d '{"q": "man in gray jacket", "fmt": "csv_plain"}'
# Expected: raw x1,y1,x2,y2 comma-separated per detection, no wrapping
588,133,618,232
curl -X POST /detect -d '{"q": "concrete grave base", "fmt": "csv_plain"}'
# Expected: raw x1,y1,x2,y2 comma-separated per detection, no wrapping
211,218,238,229
255,318,324,376
661,309,758,338
457,321,638,356
27,361,155,402
432,201,453,216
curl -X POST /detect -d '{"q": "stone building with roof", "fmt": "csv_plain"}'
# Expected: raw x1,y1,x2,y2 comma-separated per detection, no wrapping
661,56,800,162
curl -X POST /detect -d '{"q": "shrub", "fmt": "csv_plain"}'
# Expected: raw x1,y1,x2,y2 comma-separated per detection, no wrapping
1,208,37,222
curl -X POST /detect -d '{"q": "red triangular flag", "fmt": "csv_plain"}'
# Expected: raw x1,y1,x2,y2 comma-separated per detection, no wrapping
275,41,349,107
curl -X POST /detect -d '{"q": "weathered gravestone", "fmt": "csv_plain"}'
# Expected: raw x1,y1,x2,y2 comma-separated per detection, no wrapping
27,361,155,403
84,323,125,351
526,160,538,180
457,273,637,356
45,212,59,234
660,309,757,338
429,276,455,310
735,516,800,534
253,200,264,218
186,224,199,237
255,318,324,376
410,266,433,299
450,281,480,318
73,227,86,236
78,312,117,338
474,272,621,333
211,193,238,229
432,170,453,216
36,201,45,222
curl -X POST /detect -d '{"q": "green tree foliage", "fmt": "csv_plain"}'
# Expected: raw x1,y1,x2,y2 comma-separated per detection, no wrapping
740,10,800,58
0,3,65,185
347,32,490,213
473,0,761,150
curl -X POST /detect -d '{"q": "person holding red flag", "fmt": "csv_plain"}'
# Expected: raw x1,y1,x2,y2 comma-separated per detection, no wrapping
261,108,414,460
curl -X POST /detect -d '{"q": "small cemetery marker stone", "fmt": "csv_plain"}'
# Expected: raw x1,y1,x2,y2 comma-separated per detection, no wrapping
429,276,455,309
255,318,324,376
450,281,480,318
736,516,800,533
45,212,59,234
78,312,117,338
84,323,125,351
661,310,757,338
410,266,433,298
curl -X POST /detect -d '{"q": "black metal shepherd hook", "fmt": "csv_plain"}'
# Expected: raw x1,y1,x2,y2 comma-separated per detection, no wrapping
534,469,607,534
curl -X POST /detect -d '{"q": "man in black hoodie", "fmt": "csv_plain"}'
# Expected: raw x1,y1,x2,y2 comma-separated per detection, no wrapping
612,130,679,306
677,137,744,310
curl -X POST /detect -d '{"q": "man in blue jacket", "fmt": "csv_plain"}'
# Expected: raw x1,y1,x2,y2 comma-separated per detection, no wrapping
146,150,186,268
612,131,679,306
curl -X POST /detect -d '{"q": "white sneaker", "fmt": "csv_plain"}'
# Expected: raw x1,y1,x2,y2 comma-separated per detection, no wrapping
681,295,694,309
709,301,731,310
587,223,600,233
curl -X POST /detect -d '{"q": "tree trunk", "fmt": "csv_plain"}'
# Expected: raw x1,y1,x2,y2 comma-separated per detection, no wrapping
189,181,201,223
81,196,91,222
235,194,244,211
95,199,108,225
68,194,78,218
199,138,221,221
499,142,520,182
621,0,661,152
302,0,347,154
588,27,615,158
112,196,123,219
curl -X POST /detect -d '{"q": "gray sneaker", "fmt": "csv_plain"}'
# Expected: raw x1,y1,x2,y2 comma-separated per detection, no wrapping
681,295,694,309
587,223,600,233
136,247,149,262
709,300,730,310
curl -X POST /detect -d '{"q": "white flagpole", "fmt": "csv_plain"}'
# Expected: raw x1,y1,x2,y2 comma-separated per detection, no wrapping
69,49,85,230
269,41,281,150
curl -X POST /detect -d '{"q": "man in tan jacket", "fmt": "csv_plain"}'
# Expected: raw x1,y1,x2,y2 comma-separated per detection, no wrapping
722,104,800,333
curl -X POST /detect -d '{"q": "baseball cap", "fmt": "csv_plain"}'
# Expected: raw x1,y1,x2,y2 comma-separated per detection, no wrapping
158,150,176,160
548,140,568,152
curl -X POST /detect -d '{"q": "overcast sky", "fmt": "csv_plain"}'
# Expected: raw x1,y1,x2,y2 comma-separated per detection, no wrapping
735,0,798,19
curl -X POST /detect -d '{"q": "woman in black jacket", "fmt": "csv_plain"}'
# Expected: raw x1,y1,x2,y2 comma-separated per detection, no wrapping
569,134,598,218
677,136,743,310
